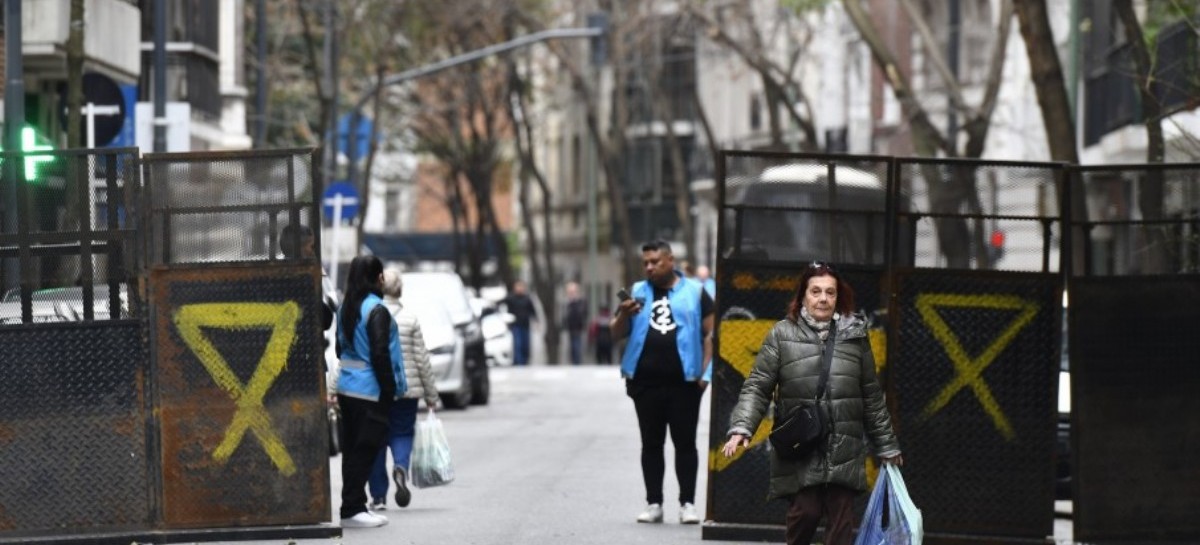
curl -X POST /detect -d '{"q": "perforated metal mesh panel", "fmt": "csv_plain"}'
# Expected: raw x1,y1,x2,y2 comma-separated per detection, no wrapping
721,153,893,266
142,150,317,266
0,322,149,533
1071,165,1200,275
890,270,1058,538
0,149,142,325
152,265,329,528
895,159,1062,273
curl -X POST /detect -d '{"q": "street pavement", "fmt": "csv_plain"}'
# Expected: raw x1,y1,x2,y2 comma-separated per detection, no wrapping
230,364,712,545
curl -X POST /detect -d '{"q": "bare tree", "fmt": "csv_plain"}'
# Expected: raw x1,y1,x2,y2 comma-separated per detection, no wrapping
505,49,562,364
1113,0,1168,273
844,0,1012,268
685,1,821,151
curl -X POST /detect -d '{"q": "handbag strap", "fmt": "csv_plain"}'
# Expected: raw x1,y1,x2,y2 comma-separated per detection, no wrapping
814,322,837,400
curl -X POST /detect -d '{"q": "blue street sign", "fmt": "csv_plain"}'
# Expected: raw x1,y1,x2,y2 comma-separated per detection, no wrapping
322,181,360,222
337,113,374,162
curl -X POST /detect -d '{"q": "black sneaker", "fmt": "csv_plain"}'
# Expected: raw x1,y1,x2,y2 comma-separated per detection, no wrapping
394,467,412,508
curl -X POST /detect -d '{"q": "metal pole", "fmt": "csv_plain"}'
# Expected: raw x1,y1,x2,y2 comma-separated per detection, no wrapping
322,0,338,189
153,0,167,152
3,0,24,290
947,0,960,140
255,0,267,147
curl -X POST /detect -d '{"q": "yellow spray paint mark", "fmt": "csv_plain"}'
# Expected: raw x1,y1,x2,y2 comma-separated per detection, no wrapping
173,302,301,476
868,327,887,374
709,319,777,469
730,272,798,292
915,293,1040,441
718,320,777,377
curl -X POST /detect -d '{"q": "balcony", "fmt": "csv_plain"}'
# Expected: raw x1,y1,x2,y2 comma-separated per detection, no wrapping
21,0,142,81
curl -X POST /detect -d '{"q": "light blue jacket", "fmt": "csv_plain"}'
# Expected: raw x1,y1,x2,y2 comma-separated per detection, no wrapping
337,294,407,401
620,273,712,382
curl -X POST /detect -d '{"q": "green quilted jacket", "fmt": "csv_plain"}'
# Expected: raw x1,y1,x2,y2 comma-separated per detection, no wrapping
727,313,900,499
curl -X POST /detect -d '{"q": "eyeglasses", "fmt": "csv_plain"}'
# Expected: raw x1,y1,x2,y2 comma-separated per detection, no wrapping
809,261,836,273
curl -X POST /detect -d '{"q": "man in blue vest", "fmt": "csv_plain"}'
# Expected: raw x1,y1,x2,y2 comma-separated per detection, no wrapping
612,240,714,525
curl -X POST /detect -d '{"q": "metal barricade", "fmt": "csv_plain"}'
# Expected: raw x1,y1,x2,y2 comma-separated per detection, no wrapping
1069,163,1200,542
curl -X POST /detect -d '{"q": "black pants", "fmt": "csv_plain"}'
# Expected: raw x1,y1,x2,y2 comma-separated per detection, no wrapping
785,484,857,545
628,381,704,505
338,395,389,519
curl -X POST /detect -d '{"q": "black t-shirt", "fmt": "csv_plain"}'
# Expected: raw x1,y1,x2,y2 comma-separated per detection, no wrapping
633,284,714,385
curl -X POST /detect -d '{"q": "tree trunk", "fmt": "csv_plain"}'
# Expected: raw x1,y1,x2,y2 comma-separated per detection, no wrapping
507,58,560,363
66,0,85,149
651,78,696,263
356,64,387,246
296,0,332,176
1012,0,1086,274
1114,0,1168,274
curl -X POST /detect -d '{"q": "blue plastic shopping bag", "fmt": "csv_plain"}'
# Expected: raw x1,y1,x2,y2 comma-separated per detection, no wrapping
854,464,923,545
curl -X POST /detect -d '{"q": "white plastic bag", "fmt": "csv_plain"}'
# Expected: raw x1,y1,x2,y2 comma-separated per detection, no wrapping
410,412,455,488
854,464,923,545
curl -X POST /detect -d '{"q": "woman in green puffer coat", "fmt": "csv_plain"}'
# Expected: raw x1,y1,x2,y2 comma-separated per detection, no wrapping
722,262,902,545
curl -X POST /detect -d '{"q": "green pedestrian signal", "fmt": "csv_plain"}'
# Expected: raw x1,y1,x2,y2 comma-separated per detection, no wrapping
0,126,56,182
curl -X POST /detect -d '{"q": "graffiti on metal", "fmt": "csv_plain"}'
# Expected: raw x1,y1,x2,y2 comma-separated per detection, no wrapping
173,302,302,476
914,293,1039,440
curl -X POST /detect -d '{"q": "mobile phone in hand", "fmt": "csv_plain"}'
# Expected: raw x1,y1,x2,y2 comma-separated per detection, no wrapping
616,288,631,302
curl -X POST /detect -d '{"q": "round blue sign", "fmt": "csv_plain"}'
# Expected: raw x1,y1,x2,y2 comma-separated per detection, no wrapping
322,181,360,221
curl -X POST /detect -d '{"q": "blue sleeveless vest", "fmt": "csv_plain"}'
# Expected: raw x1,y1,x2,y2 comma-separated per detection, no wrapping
337,294,407,401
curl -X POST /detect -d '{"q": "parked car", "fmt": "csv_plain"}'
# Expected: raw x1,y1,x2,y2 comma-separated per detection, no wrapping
470,296,514,367
401,272,489,409
0,284,128,324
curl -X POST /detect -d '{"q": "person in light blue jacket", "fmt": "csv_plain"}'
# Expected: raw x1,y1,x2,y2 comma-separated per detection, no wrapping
611,240,714,526
335,255,406,529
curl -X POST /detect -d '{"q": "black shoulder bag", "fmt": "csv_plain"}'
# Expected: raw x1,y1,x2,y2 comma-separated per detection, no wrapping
769,323,837,460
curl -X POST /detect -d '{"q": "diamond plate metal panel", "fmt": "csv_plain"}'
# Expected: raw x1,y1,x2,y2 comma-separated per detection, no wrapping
891,270,1058,539
0,322,149,533
151,264,329,528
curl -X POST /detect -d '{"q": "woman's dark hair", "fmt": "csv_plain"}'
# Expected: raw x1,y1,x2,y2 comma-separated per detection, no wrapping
340,255,384,345
786,261,856,322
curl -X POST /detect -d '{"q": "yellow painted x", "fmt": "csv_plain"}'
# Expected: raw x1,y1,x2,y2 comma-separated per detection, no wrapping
915,293,1039,441
173,302,301,476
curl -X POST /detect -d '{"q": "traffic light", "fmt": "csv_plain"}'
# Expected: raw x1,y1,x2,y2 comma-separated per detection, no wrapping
988,230,1006,263
0,125,56,182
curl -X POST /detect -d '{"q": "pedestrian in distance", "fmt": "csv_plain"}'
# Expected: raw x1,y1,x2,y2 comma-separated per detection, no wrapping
695,265,716,299
502,280,537,366
589,305,614,365
335,255,407,529
722,261,903,545
367,269,439,511
611,240,715,525
564,281,588,365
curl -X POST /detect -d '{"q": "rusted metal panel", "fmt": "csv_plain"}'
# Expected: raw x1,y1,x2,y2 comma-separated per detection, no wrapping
151,264,329,528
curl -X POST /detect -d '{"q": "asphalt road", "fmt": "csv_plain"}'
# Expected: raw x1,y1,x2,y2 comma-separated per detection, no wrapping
232,364,713,545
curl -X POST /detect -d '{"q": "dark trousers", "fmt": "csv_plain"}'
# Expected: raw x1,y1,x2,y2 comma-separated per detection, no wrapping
338,395,387,519
785,484,857,545
512,324,531,366
628,381,703,505
568,330,584,365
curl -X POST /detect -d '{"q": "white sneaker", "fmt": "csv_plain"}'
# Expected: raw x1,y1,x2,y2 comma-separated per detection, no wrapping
680,502,700,524
341,511,386,528
370,498,387,511
636,503,664,523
